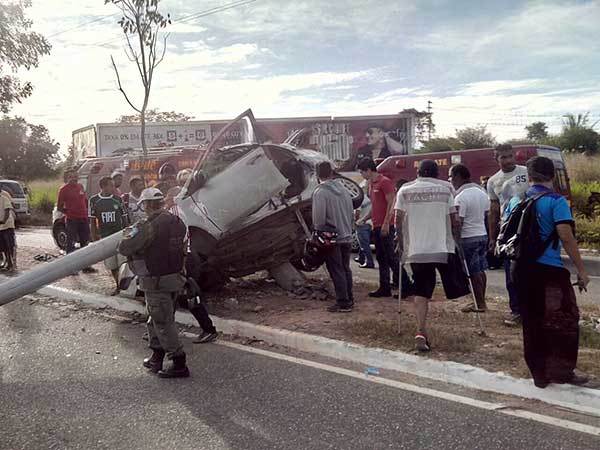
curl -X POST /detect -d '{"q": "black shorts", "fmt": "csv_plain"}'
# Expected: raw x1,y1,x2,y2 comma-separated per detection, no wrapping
0,228,15,253
410,253,470,300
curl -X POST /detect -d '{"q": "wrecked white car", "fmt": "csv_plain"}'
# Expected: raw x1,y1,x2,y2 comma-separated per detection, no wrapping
177,109,364,289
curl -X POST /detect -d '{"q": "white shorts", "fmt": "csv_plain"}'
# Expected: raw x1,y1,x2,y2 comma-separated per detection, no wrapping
104,253,127,271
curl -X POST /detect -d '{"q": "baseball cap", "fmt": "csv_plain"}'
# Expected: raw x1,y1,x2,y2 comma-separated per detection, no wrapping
138,187,165,204
111,170,124,178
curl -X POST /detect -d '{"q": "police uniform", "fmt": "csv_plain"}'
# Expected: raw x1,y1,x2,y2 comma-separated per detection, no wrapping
118,188,189,378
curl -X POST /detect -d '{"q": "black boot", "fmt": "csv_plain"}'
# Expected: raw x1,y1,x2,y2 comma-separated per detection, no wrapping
158,354,190,378
143,349,165,373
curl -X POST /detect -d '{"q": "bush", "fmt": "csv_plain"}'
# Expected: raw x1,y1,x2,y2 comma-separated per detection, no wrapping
575,215,600,249
570,180,600,216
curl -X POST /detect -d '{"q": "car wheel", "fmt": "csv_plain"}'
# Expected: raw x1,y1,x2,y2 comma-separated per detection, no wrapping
335,175,365,209
52,221,68,251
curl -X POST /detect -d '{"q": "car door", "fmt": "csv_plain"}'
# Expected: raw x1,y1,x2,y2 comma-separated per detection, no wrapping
178,145,290,238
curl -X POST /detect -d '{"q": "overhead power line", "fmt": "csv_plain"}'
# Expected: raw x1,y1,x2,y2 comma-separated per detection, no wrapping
46,13,118,38
87,0,259,49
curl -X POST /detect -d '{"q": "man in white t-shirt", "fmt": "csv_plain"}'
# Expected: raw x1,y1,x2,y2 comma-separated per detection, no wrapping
487,144,528,326
450,164,490,313
123,177,146,224
395,160,467,352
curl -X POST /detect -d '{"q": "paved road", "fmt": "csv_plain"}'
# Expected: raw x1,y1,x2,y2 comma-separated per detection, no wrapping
14,228,600,303
1,300,598,450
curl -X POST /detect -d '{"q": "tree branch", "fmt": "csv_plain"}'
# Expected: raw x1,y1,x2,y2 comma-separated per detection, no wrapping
110,55,141,113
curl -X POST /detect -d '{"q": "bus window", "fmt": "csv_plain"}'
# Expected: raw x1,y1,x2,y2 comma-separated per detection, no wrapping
555,168,568,193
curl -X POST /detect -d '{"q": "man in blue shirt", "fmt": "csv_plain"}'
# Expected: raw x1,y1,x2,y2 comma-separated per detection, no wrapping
511,156,590,388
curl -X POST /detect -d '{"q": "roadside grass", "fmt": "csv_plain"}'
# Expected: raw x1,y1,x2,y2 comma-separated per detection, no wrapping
17,177,61,227
345,296,600,378
575,215,600,249
564,153,600,184
28,178,61,213
580,325,600,350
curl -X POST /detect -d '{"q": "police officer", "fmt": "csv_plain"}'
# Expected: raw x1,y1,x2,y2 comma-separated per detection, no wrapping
118,187,190,378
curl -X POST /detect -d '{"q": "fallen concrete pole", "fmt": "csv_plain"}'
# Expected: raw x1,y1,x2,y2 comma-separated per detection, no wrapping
0,232,121,306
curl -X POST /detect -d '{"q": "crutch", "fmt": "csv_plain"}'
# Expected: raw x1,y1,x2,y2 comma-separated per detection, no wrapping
455,245,487,337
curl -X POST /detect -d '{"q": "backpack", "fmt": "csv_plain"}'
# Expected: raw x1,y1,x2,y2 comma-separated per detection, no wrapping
495,192,558,262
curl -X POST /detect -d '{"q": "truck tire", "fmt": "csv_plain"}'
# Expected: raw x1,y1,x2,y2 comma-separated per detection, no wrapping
52,220,68,251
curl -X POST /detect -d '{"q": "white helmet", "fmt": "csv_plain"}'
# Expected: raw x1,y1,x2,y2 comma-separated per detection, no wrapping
138,187,165,204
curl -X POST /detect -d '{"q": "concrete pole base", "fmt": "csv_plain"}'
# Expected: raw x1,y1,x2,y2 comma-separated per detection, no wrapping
268,262,306,291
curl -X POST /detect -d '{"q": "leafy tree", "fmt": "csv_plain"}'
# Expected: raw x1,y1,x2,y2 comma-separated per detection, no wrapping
0,1,51,113
116,109,193,123
560,113,599,154
455,125,496,149
419,137,464,153
525,121,548,143
106,0,171,154
562,112,598,130
0,116,60,180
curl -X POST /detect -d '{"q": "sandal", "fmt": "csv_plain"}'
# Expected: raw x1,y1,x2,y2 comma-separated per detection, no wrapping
415,334,431,352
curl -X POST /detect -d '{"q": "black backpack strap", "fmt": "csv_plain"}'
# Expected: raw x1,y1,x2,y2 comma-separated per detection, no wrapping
531,191,560,251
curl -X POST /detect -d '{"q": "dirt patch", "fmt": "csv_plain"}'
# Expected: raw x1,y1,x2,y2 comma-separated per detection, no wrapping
11,244,600,380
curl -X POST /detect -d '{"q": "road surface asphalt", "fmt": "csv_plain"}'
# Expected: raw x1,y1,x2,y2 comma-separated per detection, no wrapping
1,299,599,450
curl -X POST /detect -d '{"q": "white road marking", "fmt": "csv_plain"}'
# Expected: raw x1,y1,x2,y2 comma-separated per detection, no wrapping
217,340,600,437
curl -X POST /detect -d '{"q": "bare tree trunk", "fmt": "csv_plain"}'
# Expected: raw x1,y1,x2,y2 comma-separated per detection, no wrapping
140,108,147,156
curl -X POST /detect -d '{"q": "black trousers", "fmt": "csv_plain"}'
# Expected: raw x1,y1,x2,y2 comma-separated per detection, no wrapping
176,295,216,334
65,218,90,254
373,226,398,291
324,243,353,307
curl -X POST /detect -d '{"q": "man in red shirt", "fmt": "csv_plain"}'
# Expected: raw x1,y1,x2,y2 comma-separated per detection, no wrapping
57,168,96,273
358,158,397,297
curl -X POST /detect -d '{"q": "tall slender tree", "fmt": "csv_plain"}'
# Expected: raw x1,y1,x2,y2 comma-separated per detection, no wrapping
105,0,171,155
0,1,51,113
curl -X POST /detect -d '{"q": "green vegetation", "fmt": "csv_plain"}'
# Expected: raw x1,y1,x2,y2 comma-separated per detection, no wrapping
28,177,61,215
564,153,600,248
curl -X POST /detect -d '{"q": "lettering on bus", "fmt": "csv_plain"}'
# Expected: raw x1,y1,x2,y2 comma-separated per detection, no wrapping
413,158,449,168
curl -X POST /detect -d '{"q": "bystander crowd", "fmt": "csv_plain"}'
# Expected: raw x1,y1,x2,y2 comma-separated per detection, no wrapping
89,176,128,295
395,160,468,352
450,164,490,312
508,156,590,388
57,168,96,273
312,161,355,312
0,189,16,272
358,158,398,298
487,144,528,326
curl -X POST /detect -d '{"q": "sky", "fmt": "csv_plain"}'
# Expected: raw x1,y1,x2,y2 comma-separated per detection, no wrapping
10,0,600,152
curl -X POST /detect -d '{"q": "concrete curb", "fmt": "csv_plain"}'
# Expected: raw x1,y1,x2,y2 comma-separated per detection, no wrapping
34,284,600,417
562,254,600,276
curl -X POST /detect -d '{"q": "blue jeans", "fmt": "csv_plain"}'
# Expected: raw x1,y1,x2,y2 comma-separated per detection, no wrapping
356,224,374,266
373,226,398,291
504,259,520,315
